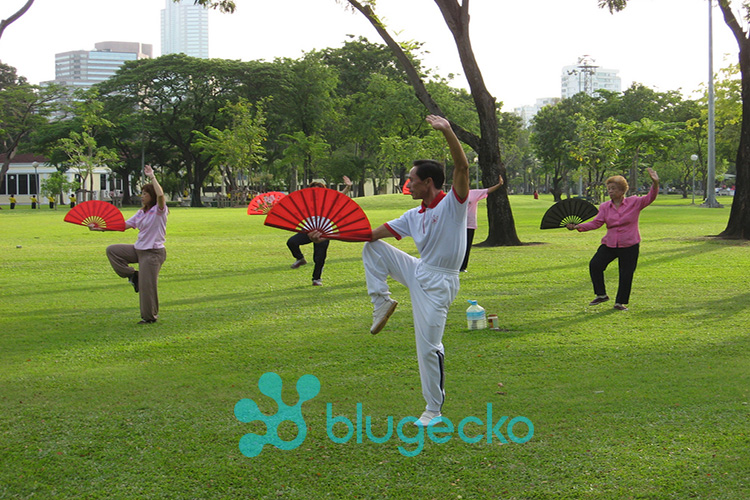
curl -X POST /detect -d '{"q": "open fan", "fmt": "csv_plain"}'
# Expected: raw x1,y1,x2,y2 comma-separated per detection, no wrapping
402,179,412,195
540,198,599,229
247,191,287,215
64,200,126,231
264,188,372,242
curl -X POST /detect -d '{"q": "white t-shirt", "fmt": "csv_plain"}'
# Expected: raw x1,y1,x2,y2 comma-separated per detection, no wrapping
384,189,468,271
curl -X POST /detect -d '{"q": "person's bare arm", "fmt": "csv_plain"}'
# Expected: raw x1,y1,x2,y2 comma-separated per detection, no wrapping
425,115,469,199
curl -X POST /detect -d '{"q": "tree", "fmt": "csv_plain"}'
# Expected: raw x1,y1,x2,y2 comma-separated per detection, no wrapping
53,90,121,200
531,94,596,201
0,0,34,41
0,63,61,183
192,98,268,194
566,115,623,203
619,118,677,194
278,131,331,190
187,0,522,246
601,0,750,238
40,171,77,207
98,54,255,206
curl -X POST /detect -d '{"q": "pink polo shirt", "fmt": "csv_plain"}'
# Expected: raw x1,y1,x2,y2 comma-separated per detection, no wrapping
576,184,658,248
126,204,169,250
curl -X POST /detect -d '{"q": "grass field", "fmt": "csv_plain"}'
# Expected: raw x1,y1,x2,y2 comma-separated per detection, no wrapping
1,194,749,499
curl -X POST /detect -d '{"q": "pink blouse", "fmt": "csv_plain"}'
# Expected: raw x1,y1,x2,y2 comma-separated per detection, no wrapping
576,184,658,248
126,204,169,250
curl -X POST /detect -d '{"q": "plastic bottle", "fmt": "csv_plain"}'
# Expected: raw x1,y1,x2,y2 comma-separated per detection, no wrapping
466,300,487,330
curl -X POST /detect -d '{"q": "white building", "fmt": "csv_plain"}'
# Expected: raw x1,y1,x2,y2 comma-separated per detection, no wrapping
561,55,621,100
49,42,153,91
161,0,209,59
514,97,561,129
0,154,113,206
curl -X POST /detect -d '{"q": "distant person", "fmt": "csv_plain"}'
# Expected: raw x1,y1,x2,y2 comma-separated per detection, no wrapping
9,194,16,209
287,176,352,286
461,174,504,272
48,195,55,209
567,168,659,311
30,195,38,209
69,194,76,209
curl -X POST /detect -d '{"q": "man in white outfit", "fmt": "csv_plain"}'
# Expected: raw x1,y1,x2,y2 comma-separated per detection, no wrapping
312,114,469,427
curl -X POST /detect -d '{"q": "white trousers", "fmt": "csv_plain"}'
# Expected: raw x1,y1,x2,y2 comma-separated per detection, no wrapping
362,240,460,413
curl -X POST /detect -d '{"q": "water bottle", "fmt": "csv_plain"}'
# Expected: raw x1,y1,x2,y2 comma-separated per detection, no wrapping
466,300,486,330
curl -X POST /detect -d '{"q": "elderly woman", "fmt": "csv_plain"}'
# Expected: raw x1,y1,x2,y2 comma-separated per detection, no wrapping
567,168,659,311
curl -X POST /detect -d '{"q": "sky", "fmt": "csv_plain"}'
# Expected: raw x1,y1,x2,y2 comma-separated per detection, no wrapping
0,0,743,111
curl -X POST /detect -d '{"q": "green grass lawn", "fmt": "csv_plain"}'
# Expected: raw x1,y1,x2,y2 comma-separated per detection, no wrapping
1,194,748,499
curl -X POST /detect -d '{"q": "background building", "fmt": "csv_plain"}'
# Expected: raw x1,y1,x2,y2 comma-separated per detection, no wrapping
561,55,621,99
0,154,112,206
161,0,209,59
514,97,561,129
51,42,153,91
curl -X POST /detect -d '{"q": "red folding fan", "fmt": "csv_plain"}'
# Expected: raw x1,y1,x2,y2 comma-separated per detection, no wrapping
64,200,127,231
264,188,372,242
247,191,287,215
402,179,412,195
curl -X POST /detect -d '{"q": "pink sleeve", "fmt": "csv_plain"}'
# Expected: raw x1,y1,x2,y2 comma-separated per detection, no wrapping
577,207,606,232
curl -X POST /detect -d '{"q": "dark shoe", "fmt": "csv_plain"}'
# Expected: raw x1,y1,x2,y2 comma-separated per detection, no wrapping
128,271,139,293
588,295,609,306
290,258,307,269
614,303,628,311
138,318,157,324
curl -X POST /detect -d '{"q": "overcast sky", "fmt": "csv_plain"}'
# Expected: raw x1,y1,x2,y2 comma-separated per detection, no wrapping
0,0,742,110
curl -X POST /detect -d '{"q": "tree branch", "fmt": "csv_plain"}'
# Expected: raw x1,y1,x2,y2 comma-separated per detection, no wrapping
0,0,34,41
345,0,480,149
717,0,747,48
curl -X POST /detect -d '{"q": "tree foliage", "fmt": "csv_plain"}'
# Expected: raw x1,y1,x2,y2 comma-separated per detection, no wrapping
599,0,750,238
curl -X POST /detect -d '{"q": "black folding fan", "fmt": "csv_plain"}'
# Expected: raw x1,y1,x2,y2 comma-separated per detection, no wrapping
540,198,599,229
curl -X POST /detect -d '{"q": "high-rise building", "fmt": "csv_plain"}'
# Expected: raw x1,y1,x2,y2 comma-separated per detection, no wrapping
514,97,561,129
161,0,209,59
561,55,621,100
50,41,153,90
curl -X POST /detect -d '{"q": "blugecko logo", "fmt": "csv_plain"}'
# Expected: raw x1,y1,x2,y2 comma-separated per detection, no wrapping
235,373,533,457
234,372,320,457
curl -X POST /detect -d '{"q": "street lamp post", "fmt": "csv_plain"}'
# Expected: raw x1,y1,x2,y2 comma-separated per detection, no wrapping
703,0,722,208
690,154,698,205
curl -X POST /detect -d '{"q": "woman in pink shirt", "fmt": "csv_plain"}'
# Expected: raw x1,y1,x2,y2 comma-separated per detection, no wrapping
93,165,168,324
460,174,504,272
567,167,659,311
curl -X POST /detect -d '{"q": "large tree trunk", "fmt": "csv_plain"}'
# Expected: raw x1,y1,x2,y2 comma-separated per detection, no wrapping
718,2,750,238
347,0,521,245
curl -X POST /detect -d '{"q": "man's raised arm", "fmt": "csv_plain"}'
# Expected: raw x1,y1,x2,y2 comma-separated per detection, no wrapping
425,115,469,199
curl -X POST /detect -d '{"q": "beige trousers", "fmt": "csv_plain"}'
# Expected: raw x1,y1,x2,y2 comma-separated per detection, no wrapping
106,244,167,322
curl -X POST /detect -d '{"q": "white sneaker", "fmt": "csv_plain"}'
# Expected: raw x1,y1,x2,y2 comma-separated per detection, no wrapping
370,298,397,335
414,410,442,427
312,279,323,286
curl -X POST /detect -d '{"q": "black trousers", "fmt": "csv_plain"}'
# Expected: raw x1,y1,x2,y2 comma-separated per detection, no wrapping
589,243,640,305
460,228,475,271
287,232,329,281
